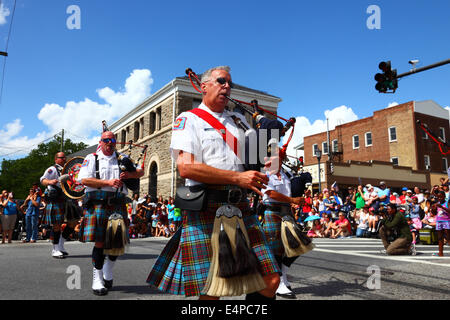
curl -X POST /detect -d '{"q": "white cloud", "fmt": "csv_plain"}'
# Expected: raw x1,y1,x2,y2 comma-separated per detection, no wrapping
0,4,10,25
0,69,153,159
386,102,399,108
282,105,358,159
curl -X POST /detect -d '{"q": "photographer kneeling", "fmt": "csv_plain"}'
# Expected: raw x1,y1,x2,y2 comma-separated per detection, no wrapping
378,203,413,255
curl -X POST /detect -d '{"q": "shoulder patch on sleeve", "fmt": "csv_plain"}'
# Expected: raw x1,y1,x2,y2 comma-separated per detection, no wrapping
47,169,53,174
173,117,187,130
81,159,89,167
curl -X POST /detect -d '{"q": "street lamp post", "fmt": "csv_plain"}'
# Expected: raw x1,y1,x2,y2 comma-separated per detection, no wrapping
316,149,322,193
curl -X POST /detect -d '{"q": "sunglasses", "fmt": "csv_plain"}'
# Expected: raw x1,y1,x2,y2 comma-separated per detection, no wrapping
101,138,116,144
57,157,66,159
205,77,233,88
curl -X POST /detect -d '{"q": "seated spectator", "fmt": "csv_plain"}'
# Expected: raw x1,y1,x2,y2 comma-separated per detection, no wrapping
332,212,352,238
364,184,379,209
368,207,379,233
356,205,370,238
322,213,333,238
378,203,413,255
307,219,324,238
422,210,436,229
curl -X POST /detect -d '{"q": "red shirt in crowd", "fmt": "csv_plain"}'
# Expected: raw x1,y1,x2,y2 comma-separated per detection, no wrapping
302,196,312,213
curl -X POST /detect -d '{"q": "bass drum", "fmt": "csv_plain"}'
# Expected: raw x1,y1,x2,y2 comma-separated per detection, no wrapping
290,172,312,197
61,156,86,199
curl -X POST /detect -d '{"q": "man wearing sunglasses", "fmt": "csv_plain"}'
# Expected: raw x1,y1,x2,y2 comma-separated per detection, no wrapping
41,152,78,259
78,130,144,296
148,66,280,300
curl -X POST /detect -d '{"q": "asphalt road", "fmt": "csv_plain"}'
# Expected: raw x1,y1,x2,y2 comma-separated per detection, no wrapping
1,236,450,300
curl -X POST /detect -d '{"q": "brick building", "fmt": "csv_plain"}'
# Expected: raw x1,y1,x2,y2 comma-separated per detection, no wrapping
302,100,449,191
108,76,281,200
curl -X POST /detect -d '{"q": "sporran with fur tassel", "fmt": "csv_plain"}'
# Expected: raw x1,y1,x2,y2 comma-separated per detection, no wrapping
202,205,266,297
104,213,128,256
281,215,315,258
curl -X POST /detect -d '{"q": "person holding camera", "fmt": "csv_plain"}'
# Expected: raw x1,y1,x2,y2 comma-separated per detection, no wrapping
378,203,413,255
21,185,41,243
1,191,18,244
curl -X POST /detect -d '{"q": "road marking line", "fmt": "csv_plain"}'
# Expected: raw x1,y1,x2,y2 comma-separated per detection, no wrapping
313,248,450,268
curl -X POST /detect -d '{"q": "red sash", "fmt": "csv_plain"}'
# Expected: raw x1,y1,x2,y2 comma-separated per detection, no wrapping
188,108,240,157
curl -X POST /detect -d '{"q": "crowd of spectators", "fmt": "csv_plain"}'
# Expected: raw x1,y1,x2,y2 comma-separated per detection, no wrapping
285,177,449,250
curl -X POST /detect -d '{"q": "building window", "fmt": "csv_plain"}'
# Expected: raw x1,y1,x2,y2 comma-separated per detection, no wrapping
391,157,399,166
121,129,126,145
332,139,338,153
439,127,446,143
140,118,145,139
389,126,397,142
134,121,140,141
353,135,359,149
149,112,156,135
157,107,162,131
422,124,428,139
424,155,430,170
312,144,319,156
365,132,372,147
442,158,448,172
322,142,329,154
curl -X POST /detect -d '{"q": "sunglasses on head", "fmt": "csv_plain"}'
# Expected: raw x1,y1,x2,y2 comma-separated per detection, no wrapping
57,156,66,159
102,138,116,144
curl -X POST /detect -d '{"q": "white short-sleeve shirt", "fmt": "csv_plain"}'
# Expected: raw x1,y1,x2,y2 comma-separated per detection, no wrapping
40,164,63,189
170,103,249,186
261,170,291,204
77,150,128,194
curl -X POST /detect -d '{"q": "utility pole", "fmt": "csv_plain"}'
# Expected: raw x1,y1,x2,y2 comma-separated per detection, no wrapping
60,129,64,152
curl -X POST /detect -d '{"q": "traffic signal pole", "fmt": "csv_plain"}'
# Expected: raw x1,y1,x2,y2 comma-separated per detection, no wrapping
397,58,450,79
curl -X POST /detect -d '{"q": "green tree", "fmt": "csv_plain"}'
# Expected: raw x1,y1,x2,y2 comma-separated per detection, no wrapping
0,136,88,199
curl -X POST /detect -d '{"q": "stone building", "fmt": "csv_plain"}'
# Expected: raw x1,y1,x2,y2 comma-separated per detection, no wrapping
301,100,449,191
108,76,281,200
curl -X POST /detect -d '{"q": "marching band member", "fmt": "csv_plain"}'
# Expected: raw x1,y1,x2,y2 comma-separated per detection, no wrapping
78,131,144,296
261,146,305,299
40,152,78,259
147,66,281,300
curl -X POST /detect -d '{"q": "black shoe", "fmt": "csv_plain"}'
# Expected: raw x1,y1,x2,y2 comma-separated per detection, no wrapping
103,278,113,289
92,288,108,296
61,251,69,256
276,292,297,299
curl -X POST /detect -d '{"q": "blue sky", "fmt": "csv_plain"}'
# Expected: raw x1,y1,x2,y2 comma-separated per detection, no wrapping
0,0,449,160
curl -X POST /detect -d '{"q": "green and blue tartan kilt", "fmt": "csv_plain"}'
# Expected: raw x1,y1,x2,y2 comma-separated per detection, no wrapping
44,201,65,226
80,191,129,243
147,199,280,297
262,209,284,257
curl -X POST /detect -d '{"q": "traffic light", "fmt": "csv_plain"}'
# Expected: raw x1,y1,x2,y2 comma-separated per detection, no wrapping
375,61,398,93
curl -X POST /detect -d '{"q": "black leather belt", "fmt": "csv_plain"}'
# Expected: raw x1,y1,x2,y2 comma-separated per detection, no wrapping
207,188,247,204
266,204,292,215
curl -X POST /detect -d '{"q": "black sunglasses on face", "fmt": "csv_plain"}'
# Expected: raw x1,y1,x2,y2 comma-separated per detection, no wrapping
205,77,233,88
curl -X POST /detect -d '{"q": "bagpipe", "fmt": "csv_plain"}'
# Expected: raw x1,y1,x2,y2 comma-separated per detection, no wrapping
417,119,450,155
186,68,311,195
60,121,148,199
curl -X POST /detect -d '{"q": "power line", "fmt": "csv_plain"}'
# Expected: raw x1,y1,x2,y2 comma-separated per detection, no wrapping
0,133,55,158
0,0,17,104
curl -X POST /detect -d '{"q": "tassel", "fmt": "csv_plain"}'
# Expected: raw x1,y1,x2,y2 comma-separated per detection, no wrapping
234,223,260,276
104,221,113,249
112,220,124,249
285,225,300,249
218,222,236,278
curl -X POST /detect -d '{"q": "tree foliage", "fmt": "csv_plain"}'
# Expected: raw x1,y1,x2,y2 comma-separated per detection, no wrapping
0,136,87,199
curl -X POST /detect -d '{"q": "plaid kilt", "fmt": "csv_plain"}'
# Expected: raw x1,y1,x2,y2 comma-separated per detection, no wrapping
43,201,65,226
262,209,284,257
80,191,129,243
147,199,280,297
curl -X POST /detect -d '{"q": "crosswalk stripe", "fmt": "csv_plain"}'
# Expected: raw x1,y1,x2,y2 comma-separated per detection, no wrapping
313,248,450,268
